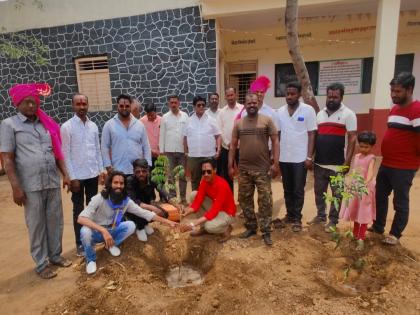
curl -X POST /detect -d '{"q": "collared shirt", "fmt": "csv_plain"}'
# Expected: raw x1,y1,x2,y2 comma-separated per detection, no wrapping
159,110,189,153
61,115,104,180
205,108,220,120
79,194,155,226
101,114,151,175
184,112,220,157
217,102,243,149
276,102,317,163
190,175,236,220
315,103,357,166
0,113,60,192
140,115,161,153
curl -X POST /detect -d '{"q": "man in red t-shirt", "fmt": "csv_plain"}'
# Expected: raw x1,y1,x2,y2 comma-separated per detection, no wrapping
181,158,236,242
371,72,420,245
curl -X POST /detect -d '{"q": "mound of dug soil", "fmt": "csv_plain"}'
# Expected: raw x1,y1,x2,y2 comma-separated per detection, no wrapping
44,223,420,315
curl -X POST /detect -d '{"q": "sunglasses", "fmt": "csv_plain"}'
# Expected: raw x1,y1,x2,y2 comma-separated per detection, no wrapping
196,103,206,108
201,170,212,175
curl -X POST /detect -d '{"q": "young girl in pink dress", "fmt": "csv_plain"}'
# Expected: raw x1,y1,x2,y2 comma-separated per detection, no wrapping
340,131,377,250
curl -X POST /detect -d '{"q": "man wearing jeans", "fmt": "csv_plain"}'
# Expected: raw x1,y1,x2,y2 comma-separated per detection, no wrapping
371,72,420,245
309,82,357,232
61,93,105,256
78,171,177,274
275,82,317,232
159,95,188,203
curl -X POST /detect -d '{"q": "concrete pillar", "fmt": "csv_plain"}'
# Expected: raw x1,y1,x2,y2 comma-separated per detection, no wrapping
369,0,401,154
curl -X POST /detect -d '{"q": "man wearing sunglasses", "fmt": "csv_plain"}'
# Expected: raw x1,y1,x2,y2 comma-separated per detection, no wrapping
180,158,236,242
101,94,152,175
183,96,221,191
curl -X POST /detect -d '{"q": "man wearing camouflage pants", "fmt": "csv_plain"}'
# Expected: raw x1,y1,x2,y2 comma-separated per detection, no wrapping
229,93,280,246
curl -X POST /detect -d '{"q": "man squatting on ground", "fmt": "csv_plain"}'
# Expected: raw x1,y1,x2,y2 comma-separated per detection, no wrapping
180,158,236,242
1,83,72,279
126,158,170,242
78,170,177,275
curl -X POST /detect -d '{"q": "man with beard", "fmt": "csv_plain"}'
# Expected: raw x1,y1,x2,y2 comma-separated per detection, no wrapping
206,92,220,120
229,93,280,246
159,95,188,203
101,94,151,175
370,73,420,245
61,93,105,256
216,87,243,192
309,82,357,232
126,158,170,242
275,82,317,232
78,170,177,274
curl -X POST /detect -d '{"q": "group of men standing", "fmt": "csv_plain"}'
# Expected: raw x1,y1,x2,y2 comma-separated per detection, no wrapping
0,71,418,277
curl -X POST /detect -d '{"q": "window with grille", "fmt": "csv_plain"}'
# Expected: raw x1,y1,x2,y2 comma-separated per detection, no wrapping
227,61,257,105
75,56,112,111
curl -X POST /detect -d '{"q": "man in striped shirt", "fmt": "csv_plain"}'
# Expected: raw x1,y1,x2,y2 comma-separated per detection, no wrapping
371,72,420,245
309,82,357,232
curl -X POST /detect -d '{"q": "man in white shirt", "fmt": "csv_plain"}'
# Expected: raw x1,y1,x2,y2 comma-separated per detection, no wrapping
275,82,317,232
184,96,221,190
206,92,220,120
61,93,105,256
216,87,243,192
159,95,189,203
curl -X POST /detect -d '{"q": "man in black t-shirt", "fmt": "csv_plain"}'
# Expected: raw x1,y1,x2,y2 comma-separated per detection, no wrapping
126,159,169,242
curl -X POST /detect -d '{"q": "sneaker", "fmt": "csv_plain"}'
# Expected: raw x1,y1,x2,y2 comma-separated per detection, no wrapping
307,216,326,225
324,222,336,233
107,246,121,257
76,245,85,257
144,225,154,235
86,261,97,275
136,229,148,242
262,233,273,246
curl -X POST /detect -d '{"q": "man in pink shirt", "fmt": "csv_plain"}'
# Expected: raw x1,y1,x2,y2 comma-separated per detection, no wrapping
140,103,161,168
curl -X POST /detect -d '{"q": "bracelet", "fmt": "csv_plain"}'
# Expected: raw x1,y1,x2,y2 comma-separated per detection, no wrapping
306,157,313,161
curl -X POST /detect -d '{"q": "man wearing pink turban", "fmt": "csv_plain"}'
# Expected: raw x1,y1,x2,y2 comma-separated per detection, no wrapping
0,83,72,279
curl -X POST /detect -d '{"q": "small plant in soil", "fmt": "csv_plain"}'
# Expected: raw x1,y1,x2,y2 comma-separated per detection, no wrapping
151,155,185,203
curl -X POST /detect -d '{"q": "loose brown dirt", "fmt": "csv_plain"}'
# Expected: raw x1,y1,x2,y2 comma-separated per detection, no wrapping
1,173,420,315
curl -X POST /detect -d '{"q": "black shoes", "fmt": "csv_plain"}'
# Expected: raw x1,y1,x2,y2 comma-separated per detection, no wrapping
239,229,257,239
262,233,273,246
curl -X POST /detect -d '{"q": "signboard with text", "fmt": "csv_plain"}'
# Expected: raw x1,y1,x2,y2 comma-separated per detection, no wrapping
318,59,363,95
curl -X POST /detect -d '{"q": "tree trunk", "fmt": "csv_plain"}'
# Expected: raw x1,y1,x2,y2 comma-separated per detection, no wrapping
285,0,319,112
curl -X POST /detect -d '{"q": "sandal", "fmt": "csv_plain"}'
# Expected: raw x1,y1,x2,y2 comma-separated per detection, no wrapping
37,266,57,279
356,239,365,251
219,225,233,243
382,234,399,246
50,257,72,268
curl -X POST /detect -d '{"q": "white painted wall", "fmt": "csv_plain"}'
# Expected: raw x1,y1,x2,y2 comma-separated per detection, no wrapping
0,0,198,33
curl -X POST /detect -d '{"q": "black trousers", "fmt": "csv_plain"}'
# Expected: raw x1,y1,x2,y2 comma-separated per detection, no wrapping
313,165,341,224
126,213,149,231
280,162,307,223
72,176,99,246
373,165,416,238
217,147,238,193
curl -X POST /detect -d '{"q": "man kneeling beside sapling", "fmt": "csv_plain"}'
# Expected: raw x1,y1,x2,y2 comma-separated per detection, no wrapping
78,170,177,274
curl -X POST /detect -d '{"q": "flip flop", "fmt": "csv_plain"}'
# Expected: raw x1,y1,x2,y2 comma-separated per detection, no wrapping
382,234,399,246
